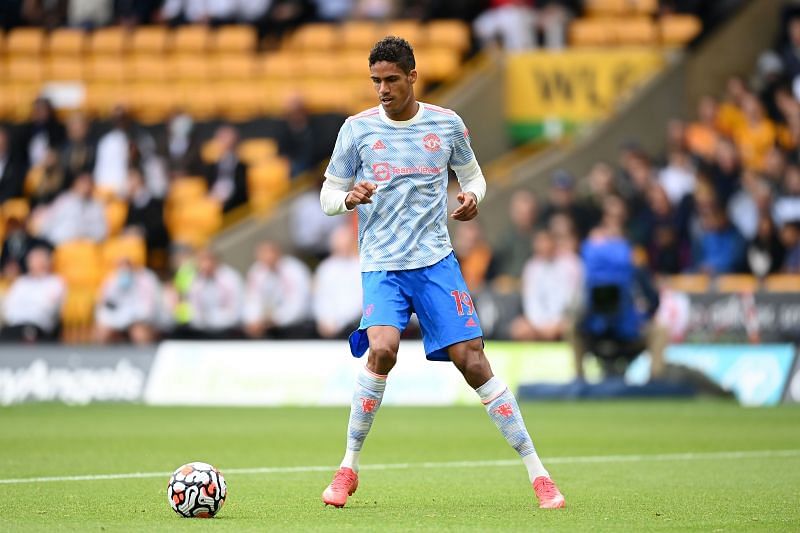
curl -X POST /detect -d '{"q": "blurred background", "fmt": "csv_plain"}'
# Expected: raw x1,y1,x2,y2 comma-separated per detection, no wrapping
0,0,798,408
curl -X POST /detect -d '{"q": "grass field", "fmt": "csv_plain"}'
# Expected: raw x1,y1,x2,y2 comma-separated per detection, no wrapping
1,400,799,531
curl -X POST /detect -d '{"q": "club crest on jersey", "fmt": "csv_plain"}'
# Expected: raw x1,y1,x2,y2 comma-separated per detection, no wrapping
422,133,442,152
372,139,386,150
372,162,391,182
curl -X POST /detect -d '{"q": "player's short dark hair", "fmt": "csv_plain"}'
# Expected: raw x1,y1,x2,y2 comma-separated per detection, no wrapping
369,36,416,74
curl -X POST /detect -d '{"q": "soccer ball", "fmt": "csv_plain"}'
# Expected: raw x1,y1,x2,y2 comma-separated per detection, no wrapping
167,462,227,518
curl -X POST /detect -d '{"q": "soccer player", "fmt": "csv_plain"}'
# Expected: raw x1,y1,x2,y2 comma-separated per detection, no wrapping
319,36,565,510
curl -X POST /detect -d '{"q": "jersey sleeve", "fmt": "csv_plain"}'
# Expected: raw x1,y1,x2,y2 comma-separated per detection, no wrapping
449,114,486,203
325,120,359,181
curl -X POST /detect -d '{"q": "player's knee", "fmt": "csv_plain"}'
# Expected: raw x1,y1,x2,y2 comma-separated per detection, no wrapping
452,339,491,382
368,342,398,372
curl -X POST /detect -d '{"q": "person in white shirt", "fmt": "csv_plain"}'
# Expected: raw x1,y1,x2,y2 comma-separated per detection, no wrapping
510,229,582,341
95,259,162,345
36,172,107,245
0,247,65,342
313,225,362,339
243,240,312,338
173,248,244,338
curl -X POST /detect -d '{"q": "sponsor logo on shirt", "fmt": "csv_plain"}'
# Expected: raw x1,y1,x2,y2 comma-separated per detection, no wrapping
372,162,441,181
372,163,391,181
422,133,442,152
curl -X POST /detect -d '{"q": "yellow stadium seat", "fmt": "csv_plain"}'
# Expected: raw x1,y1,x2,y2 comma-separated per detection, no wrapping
426,20,470,54
89,26,128,56
102,234,147,272
247,158,291,212
715,274,758,294
300,54,340,79
341,21,381,51
168,197,223,247
615,17,657,45
416,48,461,82
340,51,369,77
217,84,265,121
584,0,627,16
168,177,208,204
763,274,800,292
200,140,223,165
214,54,258,80
569,18,614,46
214,25,257,53
631,0,658,15
87,57,129,83
261,52,303,79
48,28,86,56
259,81,296,115
46,58,85,81
660,14,702,46
179,84,219,120
667,274,710,294
385,20,425,48
84,83,131,118
53,240,102,288
286,23,338,51
2,198,31,223
7,27,45,55
131,26,169,55
104,200,130,237
171,56,212,81
237,138,278,165
7,58,45,84
3,84,40,122
0,30,5,55
60,286,96,343
130,55,171,82
173,24,210,54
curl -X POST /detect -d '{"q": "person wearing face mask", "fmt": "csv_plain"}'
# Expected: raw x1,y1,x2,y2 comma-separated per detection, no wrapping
95,257,162,345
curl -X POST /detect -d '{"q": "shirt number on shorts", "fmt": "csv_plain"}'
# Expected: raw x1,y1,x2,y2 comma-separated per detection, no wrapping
450,290,475,316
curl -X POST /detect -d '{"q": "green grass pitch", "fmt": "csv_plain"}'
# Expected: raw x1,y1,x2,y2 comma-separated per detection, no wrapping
1,400,799,531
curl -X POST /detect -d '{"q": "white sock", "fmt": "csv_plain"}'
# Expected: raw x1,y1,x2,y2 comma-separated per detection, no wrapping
341,449,361,471
339,366,387,472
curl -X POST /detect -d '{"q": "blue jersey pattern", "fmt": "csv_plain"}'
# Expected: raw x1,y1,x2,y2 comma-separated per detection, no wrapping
325,102,476,272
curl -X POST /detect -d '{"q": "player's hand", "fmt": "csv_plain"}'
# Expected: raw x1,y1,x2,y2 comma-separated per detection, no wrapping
345,182,377,210
451,192,478,221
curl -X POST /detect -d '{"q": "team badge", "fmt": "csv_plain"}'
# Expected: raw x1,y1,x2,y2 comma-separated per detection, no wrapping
422,133,441,152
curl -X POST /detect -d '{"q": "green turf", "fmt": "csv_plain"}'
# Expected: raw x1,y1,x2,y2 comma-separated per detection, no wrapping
1,401,799,531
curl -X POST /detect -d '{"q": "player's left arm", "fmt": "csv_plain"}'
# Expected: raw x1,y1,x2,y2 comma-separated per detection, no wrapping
449,116,486,221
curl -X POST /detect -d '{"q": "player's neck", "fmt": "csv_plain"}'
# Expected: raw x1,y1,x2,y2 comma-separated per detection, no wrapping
384,100,419,122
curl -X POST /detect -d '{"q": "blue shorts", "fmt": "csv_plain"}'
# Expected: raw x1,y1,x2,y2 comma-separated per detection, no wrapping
348,252,484,362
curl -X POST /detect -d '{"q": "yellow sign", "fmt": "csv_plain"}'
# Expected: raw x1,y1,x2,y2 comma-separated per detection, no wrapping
505,49,665,123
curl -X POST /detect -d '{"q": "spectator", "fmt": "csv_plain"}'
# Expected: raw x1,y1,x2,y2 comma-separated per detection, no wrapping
510,229,581,341
773,164,800,226
780,221,800,272
748,214,785,277
734,93,778,172
95,258,161,345
705,137,741,206
27,148,65,207
619,152,657,244
0,127,26,203
36,172,107,245
313,225,362,339
259,0,314,47
685,96,720,162
290,180,343,260
580,162,617,230
204,125,248,213
19,97,66,170
569,198,667,380
474,0,537,51
728,171,772,241
277,94,319,178
548,211,579,256
716,76,748,137
645,183,689,273
491,189,537,279
692,202,746,274
781,14,800,80
312,0,354,21
243,241,313,338
93,106,132,198
68,0,113,28
354,0,396,19
115,0,162,26
20,0,67,29
0,217,50,279
160,0,210,25
658,148,697,207
0,247,64,342
123,167,168,254
159,111,202,178
538,170,593,238
453,220,492,292
60,112,96,189
174,248,244,338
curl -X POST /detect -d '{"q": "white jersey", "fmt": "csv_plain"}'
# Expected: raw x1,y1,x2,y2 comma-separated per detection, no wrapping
325,102,480,272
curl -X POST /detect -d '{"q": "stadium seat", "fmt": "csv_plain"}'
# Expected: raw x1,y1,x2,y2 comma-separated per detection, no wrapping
569,18,614,46
426,20,470,54
167,197,223,247
1,197,31,223
615,17,657,45
84,83,130,118
46,58,85,82
300,54,341,79
3,84,40,122
60,286,96,344
89,26,128,56
87,57,129,83
7,27,45,55
214,54,258,80
53,240,102,288
131,55,171,82
48,28,86,56
172,55,213,81
584,0,629,16
167,177,208,205
217,84,265,121
339,51,369,77
214,25,257,54
179,84,219,120
660,14,702,46
131,26,170,55
247,159,291,212
237,138,278,165
261,51,303,79
385,20,425,48
341,21,382,52
763,274,800,292
173,25,210,54
299,80,347,113
102,234,147,272
7,58,45,84
667,274,710,294
286,23,338,51
631,0,658,15
104,200,129,238
715,274,759,294
416,48,461,82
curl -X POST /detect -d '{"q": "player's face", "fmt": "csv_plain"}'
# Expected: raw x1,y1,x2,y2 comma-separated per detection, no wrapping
370,61,417,120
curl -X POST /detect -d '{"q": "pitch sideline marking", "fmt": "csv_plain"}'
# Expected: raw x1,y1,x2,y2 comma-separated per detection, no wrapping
1,449,798,485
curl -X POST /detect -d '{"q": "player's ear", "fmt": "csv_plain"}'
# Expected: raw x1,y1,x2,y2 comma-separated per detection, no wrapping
408,69,417,85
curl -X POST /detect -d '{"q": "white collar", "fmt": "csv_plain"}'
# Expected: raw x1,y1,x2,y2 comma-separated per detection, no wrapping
379,101,425,127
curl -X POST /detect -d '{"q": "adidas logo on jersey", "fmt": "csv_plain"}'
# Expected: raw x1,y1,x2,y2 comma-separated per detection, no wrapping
372,140,386,150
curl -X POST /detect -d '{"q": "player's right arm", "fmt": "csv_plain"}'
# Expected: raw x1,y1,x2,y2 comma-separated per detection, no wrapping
320,120,376,215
